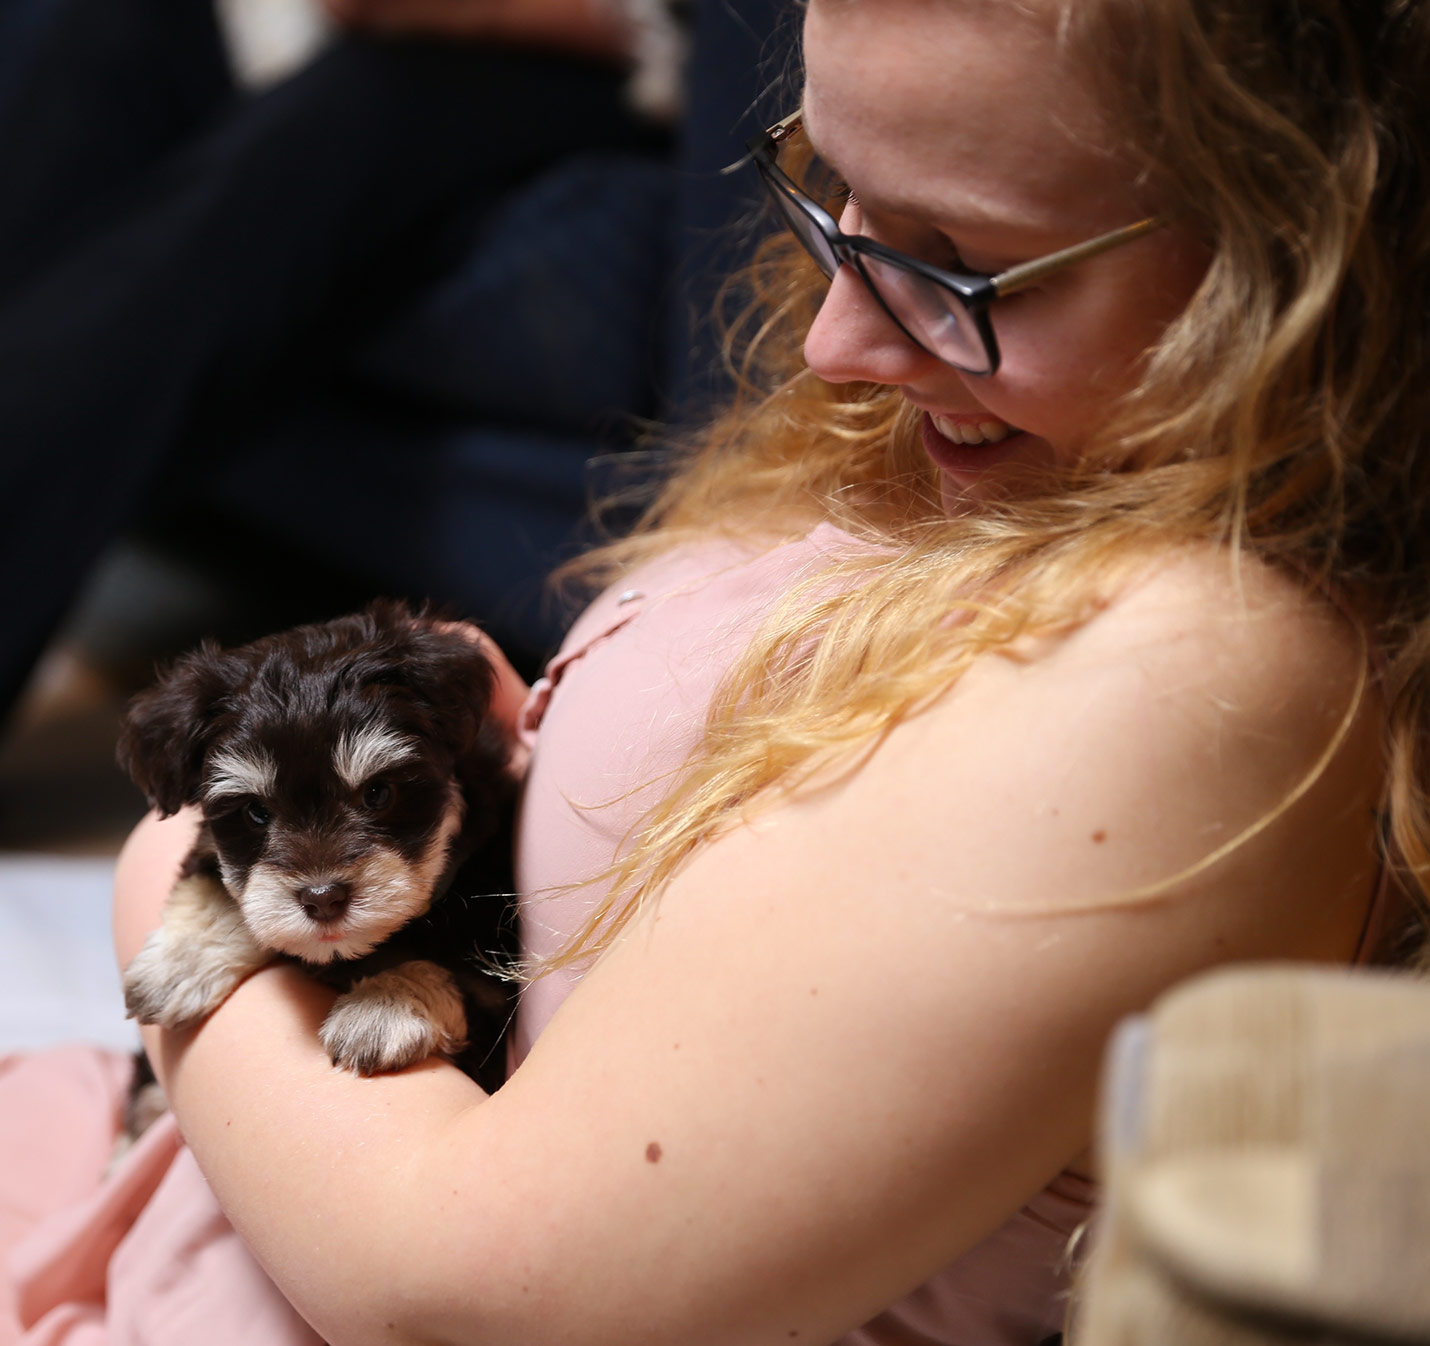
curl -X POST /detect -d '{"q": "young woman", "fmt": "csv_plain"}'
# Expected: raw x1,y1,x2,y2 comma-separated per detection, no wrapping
90,0,1428,1343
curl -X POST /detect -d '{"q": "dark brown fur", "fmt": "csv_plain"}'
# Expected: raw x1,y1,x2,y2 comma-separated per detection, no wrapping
117,601,516,1090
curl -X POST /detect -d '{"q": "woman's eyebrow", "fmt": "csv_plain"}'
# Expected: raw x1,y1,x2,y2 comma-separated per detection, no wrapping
803,130,1051,240
800,133,903,213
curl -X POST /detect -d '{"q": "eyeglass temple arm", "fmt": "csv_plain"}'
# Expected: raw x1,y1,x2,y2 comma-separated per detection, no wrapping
766,110,805,145
761,112,1163,297
993,216,1165,295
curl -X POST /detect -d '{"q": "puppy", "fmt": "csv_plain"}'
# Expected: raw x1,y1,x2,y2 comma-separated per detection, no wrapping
117,601,517,1090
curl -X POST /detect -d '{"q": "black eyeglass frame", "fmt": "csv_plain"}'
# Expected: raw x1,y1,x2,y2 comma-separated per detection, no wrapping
748,111,1165,377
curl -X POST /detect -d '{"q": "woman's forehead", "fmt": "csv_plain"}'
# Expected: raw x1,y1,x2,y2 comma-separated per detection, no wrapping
801,0,1132,237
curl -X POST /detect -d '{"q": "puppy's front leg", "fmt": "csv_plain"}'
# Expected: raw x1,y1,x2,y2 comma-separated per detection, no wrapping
124,869,272,1030
320,961,468,1075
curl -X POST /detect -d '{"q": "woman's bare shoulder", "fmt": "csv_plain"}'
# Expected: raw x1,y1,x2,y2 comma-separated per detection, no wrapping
802,537,1382,953
1023,541,1364,688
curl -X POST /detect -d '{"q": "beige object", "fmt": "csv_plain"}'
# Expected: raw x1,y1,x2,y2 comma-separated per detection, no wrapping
600,0,686,118
215,0,685,116
213,0,332,89
1077,965,1430,1345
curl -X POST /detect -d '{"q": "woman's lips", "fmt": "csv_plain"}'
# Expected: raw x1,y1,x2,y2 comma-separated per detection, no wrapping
919,410,1030,481
929,413,1014,446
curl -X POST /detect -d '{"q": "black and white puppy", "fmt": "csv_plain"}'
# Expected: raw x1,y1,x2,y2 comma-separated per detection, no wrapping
118,601,517,1090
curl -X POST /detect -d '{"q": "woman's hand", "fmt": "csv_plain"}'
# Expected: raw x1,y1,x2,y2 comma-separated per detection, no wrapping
320,0,632,61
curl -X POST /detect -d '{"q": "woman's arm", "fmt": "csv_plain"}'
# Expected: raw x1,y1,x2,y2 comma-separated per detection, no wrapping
115,553,1382,1346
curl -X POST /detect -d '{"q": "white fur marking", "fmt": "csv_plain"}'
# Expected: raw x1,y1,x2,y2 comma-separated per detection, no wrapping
236,795,466,963
123,872,272,1028
204,746,278,802
320,960,468,1074
333,723,416,791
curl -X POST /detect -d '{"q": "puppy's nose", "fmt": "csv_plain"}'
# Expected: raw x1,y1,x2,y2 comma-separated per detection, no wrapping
298,883,351,923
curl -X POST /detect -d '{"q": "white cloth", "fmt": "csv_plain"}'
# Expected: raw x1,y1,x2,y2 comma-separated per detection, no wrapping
0,856,135,1052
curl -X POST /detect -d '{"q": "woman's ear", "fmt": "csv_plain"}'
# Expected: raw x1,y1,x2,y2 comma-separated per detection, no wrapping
116,643,246,817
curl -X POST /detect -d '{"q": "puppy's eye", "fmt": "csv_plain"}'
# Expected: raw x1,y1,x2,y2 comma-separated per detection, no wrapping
363,781,394,812
245,800,272,827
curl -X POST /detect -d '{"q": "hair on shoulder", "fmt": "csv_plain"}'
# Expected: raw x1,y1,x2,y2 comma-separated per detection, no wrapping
538,0,1430,975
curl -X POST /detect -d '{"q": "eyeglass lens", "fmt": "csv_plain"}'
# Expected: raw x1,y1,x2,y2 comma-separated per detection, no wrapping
762,149,995,375
769,181,839,278
856,253,993,375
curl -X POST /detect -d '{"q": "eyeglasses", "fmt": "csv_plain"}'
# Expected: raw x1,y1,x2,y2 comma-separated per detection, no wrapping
748,111,1164,377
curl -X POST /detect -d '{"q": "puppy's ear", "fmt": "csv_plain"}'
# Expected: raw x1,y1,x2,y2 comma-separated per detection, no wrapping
396,610,506,762
116,643,247,817
408,624,514,844
405,621,499,754
357,599,504,760
359,603,514,852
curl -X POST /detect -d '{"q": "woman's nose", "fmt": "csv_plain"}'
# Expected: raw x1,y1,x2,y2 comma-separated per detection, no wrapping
802,262,939,387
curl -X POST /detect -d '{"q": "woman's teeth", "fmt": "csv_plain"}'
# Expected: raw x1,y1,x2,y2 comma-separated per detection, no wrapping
931,414,1015,446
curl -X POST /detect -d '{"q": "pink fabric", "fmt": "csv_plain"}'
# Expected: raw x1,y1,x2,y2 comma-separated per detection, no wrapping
514,525,863,1059
0,1047,322,1346
513,524,1087,1344
2,525,1086,1345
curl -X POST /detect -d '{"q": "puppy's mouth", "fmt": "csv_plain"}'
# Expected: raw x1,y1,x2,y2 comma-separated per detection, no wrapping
237,854,438,964
311,922,353,953
273,904,395,964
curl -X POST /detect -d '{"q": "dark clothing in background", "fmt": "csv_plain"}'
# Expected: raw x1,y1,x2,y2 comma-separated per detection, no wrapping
0,0,791,705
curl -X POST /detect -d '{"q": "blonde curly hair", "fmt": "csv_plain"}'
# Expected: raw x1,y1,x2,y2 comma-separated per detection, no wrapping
538,0,1430,974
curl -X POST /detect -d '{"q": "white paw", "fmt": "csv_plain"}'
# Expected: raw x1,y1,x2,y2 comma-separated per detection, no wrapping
320,961,467,1075
123,873,270,1029
123,926,254,1029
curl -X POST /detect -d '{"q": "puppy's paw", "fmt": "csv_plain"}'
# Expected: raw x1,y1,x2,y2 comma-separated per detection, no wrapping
320,961,467,1075
123,875,270,1029
123,927,265,1029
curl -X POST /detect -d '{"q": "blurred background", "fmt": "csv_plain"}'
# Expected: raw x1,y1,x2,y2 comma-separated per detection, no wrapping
0,0,794,1045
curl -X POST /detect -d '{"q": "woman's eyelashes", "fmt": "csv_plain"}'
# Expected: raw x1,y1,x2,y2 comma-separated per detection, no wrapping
843,194,994,278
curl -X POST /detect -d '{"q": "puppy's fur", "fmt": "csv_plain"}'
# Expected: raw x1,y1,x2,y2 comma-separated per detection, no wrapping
118,601,516,1089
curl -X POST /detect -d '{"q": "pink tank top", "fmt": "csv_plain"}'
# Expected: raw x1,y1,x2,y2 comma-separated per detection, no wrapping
513,524,1087,1344
511,525,1399,1343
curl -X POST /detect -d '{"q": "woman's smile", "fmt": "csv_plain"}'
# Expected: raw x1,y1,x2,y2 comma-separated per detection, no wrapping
917,407,1040,496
